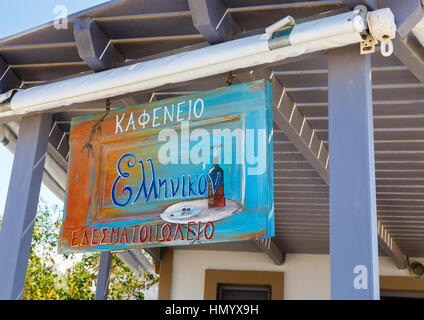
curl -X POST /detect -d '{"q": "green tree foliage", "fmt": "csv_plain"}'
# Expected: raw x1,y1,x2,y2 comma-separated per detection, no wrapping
22,203,158,300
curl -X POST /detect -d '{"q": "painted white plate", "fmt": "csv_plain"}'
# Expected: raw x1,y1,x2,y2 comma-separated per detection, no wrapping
160,198,242,224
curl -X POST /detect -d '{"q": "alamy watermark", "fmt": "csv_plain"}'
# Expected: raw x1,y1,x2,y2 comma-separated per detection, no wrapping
157,121,267,176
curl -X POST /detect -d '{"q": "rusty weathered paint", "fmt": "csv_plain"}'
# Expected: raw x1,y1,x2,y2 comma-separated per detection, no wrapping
58,80,274,253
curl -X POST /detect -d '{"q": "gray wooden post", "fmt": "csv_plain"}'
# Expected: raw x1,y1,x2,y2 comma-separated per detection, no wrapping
328,45,380,299
0,113,51,300
95,251,112,300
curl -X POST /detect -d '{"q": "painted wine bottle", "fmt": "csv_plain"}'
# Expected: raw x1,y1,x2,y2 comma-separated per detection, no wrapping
207,145,225,208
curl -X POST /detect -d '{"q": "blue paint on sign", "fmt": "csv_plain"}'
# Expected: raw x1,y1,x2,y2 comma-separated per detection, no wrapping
59,80,274,252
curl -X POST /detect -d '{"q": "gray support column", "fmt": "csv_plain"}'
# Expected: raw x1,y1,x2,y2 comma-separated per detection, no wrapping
95,251,113,300
0,113,51,300
328,45,379,300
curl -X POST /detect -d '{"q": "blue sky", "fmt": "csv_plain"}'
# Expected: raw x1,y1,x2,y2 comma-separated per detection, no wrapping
0,0,107,216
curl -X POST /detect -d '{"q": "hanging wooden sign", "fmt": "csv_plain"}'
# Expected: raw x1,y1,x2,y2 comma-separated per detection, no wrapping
58,80,274,253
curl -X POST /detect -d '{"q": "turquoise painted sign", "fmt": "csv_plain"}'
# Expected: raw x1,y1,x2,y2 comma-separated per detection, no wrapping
59,80,274,253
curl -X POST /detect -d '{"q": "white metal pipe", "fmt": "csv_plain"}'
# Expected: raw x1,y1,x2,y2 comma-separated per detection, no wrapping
0,9,395,119
288,11,365,45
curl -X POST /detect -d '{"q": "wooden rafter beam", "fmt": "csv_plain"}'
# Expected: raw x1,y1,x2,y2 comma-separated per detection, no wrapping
275,75,407,268
378,220,409,269
2,121,67,202
254,238,286,265
378,0,424,38
392,35,424,84
188,0,242,44
0,56,20,94
285,0,419,269
47,120,69,166
74,17,124,72
243,68,407,269
272,76,330,184
145,248,162,264
385,0,424,84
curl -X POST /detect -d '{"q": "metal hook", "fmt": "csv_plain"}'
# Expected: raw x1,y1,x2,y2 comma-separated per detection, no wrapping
226,71,234,86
